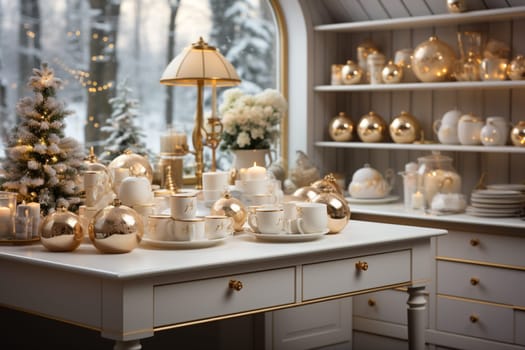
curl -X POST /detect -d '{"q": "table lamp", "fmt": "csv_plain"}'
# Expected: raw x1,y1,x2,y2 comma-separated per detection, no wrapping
160,37,241,189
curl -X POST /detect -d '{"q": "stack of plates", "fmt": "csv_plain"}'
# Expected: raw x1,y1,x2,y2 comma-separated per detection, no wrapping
467,189,525,218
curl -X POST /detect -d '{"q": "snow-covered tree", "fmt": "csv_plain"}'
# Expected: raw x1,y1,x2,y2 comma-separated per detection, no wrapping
1,63,85,215
99,79,151,162
210,0,276,93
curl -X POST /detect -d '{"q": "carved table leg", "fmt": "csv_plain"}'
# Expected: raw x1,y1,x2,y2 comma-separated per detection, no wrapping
114,340,142,350
407,285,426,350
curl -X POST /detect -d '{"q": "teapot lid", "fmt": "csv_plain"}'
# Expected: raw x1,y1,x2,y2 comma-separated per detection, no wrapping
352,163,382,181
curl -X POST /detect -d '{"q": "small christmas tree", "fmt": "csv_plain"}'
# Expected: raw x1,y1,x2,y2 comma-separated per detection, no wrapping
99,79,151,162
1,63,85,215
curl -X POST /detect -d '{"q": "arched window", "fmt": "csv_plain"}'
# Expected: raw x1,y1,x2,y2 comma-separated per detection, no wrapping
0,0,286,175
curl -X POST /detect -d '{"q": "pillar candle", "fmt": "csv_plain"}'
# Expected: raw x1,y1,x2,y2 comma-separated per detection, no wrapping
17,202,40,237
245,163,267,181
411,191,424,210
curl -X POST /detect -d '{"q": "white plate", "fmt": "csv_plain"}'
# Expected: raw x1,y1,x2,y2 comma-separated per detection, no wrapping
471,201,525,209
487,184,525,192
253,229,329,242
466,206,524,218
345,195,400,204
471,197,525,205
471,190,524,198
141,236,229,249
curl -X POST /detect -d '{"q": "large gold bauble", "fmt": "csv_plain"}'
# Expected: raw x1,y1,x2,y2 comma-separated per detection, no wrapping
312,174,344,196
328,112,354,142
40,207,83,252
357,111,387,143
311,189,350,234
108,150,153,183
389,111,421,144
412,36,456,82
88,199,143,253
341,60,363,85
210,192,247,232
292,186,320,202
507,55,525,81
510,121,525,147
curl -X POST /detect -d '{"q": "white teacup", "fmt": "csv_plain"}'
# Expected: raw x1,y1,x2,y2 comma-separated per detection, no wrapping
203,189,224,203
248,207,284,234
282,201,300,234
147,215,174,240
170,192,197,220
204,215,234,239
172,217,205,241
296,202,328,234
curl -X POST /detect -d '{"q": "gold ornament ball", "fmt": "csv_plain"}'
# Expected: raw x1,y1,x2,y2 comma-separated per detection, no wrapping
507,55,525,81
389,111,421,144
108,150,153,183
210,192,247,232
328,112,354,142
447,0,466,13
510,121,525,147
311,189,351,234
382,61,403,84
311,173,344,196
412,36,456,82
40,207,83,252
341,60,363,85
88,199,143,253
357,111,387,143
292,186,320,202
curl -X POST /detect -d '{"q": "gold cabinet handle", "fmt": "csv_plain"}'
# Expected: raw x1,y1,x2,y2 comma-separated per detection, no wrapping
368,298,376,307
470,238,480,247
355,261,368,271
229,279,243,291
469,314,479,323
470,277,479,286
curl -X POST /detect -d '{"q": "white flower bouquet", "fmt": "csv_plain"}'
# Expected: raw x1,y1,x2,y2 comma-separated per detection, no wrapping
219,88,287,151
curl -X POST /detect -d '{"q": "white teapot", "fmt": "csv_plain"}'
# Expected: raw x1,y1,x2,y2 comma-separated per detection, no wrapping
348,164,395,199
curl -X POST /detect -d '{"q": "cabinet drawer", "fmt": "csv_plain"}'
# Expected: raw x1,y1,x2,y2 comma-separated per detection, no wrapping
154,267,295,326
437,260,525,307
302,250,411,301
437,296,513,343
437,231,525,267
353,289,409,325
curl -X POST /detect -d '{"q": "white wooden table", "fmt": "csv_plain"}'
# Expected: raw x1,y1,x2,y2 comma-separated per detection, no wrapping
0,220,446,350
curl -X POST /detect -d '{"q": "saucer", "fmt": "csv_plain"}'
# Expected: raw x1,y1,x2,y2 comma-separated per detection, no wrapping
141,236,228,249
253,229,329,242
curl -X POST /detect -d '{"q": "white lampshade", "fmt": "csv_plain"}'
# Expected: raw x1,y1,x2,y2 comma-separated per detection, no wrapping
160,37,241,87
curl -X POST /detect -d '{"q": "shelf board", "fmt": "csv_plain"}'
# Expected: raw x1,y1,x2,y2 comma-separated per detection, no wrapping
315,141,525,154
315,80,525,92
314,6,525,32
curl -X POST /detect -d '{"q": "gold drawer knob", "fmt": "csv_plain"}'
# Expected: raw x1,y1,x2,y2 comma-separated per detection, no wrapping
469,314,479,323
470,238,480,247
470,277,479,286
229,279,243,291
355,261,368,271
368,299,376,307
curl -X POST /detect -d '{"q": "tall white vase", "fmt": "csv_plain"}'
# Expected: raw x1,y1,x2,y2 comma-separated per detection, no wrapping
232,149,273,169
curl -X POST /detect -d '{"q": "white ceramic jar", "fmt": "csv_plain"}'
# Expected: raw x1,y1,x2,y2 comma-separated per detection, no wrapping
433,109,462,144
481,116,508,146
458,113,483,145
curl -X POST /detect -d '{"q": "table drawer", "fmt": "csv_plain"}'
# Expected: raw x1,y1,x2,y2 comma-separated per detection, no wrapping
437,296,513,343
154,267,295,326
353,289,409,325
302,250,411,301
437,260,525,307
437,231,525,267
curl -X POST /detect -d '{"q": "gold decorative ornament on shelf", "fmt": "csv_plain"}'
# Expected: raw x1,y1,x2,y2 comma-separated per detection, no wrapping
357,111,387,143
328,112,354,142
40,207,83,252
